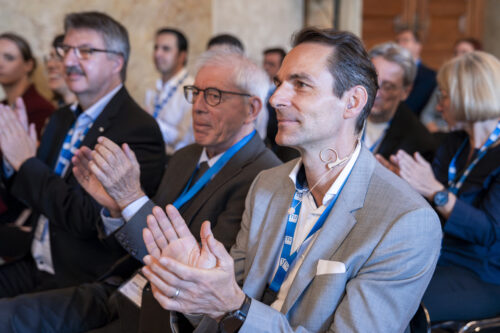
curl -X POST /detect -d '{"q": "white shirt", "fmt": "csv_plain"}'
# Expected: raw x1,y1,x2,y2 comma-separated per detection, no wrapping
144,68,194,156
31,84,123,274
270,141,361,311
101,148,223,235
363,120,390,152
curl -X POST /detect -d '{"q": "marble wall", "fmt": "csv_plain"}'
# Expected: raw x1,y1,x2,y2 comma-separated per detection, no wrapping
0,0,304,105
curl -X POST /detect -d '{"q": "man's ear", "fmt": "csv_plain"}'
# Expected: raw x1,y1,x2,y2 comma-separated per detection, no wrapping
401,84,412,100
245,96,262,124
343,85,368,120
112,55,124,76
178,51,188,67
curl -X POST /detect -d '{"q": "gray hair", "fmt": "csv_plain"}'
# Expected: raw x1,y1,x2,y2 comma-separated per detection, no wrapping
64,11,130,81
195,48,269,104
369,42,416,88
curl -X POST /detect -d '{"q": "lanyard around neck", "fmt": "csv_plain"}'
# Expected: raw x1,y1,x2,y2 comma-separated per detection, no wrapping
268,163,356,293
172,130,256,209
153,72,188,119
448,121,500,194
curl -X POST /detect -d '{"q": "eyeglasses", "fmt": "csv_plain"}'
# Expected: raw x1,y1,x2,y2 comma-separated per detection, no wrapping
55,44,122,60
43,52,62,64
378,81,403,94
183,85,251,106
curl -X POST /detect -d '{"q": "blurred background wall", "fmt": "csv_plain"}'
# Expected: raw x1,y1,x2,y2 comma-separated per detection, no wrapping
0,0,498,106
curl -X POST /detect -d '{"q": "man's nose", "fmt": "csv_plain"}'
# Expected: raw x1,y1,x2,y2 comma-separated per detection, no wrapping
270,84,292,109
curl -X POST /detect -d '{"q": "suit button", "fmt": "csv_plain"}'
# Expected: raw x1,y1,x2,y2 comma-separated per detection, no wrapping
131,250,137,257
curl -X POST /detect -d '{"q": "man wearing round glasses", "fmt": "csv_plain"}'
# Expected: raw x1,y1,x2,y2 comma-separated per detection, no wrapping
0,48,280,332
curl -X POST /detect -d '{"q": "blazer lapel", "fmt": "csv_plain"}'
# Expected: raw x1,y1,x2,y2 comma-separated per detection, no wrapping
42,107,76,169
281,148,376,314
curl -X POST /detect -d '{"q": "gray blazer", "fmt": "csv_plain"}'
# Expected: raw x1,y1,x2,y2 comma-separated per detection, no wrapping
228,146,442,332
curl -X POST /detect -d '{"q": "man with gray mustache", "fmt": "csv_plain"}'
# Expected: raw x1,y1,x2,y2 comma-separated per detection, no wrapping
0,11,165,299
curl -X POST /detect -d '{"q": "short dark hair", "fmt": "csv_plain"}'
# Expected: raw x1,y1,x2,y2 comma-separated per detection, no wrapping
0,32,36,76
263,47,286,64
156,27,188,53
64,11,130,81
454,37,482,51
292,27,378,134
52,34,65,49
396,27,421,43
207,34,244,52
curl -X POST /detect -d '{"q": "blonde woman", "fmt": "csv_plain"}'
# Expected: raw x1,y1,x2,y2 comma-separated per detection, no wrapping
391,51,500,322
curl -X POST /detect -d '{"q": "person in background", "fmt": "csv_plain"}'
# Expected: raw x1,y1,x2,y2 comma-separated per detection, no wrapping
262,47,299,162
454,37,482,57
45,34,77,108
365,42,437,161
396,28,436,117
0,32,54,137
144,28,194,158
421,37,483,133
389,51,500,322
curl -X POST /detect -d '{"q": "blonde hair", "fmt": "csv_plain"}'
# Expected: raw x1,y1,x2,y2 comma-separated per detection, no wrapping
437,51,500,122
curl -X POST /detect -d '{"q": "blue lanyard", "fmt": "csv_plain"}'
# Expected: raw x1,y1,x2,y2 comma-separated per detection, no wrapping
153,72,188,119
269,163,355,293
172,130,256,209
54,114,94,176
448,121,500,195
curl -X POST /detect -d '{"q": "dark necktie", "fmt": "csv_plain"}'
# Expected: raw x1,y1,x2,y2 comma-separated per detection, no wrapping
74,104,83,119
191,161,210,186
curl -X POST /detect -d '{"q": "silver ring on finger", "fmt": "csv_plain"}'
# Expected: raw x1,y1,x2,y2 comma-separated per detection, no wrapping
172,288,180,299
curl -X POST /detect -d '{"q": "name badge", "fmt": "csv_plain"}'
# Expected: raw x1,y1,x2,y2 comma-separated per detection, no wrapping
118,272,148,308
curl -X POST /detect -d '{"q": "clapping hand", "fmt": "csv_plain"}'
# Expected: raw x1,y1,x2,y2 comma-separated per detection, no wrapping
141,204,245,319
72,146,121,216
0,98,37,171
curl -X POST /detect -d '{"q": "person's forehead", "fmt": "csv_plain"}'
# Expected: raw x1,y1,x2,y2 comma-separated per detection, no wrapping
195,64,235,89
372,56,404,81
156,33,178,46
397,31,414,42
0,39,20,53
278,43,332,78
64,28,106,47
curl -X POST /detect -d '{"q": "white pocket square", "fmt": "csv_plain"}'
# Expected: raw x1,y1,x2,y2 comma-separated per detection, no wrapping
316,259,346,275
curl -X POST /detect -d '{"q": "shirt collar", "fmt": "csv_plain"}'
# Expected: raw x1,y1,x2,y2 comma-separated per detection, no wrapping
71,83,123,121
156,67,188,91
198,148,224,167
288,141,361,205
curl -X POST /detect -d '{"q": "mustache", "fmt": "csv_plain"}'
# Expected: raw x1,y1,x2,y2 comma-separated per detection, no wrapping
65,66,84,75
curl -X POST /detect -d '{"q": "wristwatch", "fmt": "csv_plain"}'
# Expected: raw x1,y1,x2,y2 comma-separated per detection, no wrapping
219,294,252,333
433,189,449,207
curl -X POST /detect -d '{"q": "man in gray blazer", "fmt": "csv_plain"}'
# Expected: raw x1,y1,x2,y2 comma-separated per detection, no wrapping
140,28,442,332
